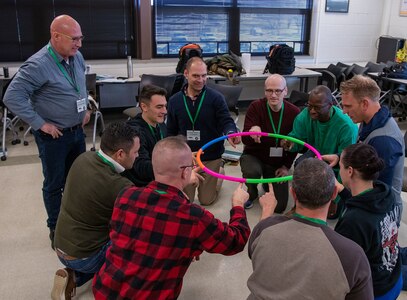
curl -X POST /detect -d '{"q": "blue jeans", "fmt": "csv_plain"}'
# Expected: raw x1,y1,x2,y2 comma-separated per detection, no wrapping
375,273,402,300
400,247,407,291
33,127,85,230
57,242,111,287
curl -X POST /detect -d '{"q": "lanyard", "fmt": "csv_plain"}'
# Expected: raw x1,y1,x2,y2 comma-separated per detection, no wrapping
147,124,163,141
293,212,327,225
266,101,284,146
183,90,206,130
47,44,80,95
97,152,116,172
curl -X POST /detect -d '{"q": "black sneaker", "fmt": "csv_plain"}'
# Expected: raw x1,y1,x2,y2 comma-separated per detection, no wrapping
244,199,254,209
49,229,55,250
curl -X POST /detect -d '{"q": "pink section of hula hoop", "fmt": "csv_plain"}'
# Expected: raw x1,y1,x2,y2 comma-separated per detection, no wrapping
228,132,268,138
304,143,322,159
202,167,246,183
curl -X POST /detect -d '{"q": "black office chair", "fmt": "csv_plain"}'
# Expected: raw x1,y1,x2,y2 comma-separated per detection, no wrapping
336,62,354,79
348,64,369,79
365,61,386,73
317,64,345,106
206,81,243,124
288,90,309,110
123,74,184,119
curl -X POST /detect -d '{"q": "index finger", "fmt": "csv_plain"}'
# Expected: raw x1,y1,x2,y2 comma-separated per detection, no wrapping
268,183,275,194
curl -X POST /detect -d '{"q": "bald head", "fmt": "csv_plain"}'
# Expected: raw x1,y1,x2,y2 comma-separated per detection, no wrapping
265,74,286,88
152,136,193,186
50,15,80,34
50,15,83,59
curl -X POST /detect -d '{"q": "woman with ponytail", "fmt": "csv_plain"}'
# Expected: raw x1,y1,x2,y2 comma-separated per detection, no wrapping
335,143,402,300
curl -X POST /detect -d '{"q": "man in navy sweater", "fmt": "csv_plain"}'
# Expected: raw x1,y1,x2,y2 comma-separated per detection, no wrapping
167,57,240,205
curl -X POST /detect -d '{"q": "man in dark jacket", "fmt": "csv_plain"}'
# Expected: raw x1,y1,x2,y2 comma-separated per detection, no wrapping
167,57,240,205
125,85,168,186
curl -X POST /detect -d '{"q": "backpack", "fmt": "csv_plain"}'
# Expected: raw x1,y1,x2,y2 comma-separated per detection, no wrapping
380,62,407,79
175,43,203,74
263,44,295,75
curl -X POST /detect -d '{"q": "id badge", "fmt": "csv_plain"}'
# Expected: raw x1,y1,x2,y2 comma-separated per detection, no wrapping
269,147,283,157
187,130,200,141
76,98,87,113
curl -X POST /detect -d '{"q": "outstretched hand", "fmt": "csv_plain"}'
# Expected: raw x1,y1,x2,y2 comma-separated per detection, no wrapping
232,183,249,207
280,139,293,151
259,183,278,220
322,154,340,168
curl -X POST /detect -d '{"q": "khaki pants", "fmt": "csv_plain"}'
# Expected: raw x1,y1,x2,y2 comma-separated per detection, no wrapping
184,158,222,205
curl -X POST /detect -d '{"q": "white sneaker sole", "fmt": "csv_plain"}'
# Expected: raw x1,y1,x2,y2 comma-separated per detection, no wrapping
51,269,68,300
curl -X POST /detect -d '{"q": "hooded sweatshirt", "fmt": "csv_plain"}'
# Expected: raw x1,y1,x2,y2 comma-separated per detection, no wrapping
335,181,401,297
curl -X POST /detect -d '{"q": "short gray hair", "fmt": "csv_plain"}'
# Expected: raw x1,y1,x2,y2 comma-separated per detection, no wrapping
292,158,335,209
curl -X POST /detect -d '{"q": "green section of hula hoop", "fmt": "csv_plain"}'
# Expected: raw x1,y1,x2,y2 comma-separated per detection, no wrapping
268,133,305,146
246,175,293,184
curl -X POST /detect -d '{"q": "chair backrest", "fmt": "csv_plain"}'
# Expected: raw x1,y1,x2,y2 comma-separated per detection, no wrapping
336,62,354,79
0,80,3,101
350,64,369,77
288,90,309,110
317,69,338,92
365,61,386,73
206,81,242,117
139,74,178,100
85,73,97,97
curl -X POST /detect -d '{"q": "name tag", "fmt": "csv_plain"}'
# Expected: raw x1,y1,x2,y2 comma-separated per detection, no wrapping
76,98,87,113
270,147,283,157
187,130,200,141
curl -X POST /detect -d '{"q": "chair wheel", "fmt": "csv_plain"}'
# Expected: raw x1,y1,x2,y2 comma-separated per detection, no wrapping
24,141,29,146
99,131,103,137
19,126,24,131
11,139,21,145
90,147,96,151
1,156,6,161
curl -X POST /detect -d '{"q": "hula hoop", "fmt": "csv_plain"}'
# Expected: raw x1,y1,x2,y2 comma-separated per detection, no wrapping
195,132,321,183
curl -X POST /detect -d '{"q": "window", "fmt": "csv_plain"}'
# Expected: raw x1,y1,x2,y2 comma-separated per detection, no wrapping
153,0,312,57
0,0,135,62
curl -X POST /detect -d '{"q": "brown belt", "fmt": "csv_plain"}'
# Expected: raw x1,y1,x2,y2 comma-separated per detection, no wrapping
56,248,78,261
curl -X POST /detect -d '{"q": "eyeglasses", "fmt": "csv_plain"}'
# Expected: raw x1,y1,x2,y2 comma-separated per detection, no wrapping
180,164,197,169
305,103,330,112
54,31,84,43
265,89,285,96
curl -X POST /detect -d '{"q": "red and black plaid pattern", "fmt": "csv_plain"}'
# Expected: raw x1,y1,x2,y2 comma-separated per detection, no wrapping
93,181,250,299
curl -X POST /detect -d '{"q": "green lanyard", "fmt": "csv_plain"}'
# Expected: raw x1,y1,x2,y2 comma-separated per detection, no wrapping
183,90,206,130
293,212,327,225
147,124,163,141
47,44,80,95
266,101,284,146
97,152,116,172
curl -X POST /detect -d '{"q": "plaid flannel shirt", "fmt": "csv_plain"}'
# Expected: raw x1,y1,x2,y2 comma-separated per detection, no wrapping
93,181,250,299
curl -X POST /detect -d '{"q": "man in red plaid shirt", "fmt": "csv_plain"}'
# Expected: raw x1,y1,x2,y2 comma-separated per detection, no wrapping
93,136,275,299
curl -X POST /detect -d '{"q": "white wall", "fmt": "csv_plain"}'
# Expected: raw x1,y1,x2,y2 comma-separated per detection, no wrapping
386,0,407,39
309,0,384,64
